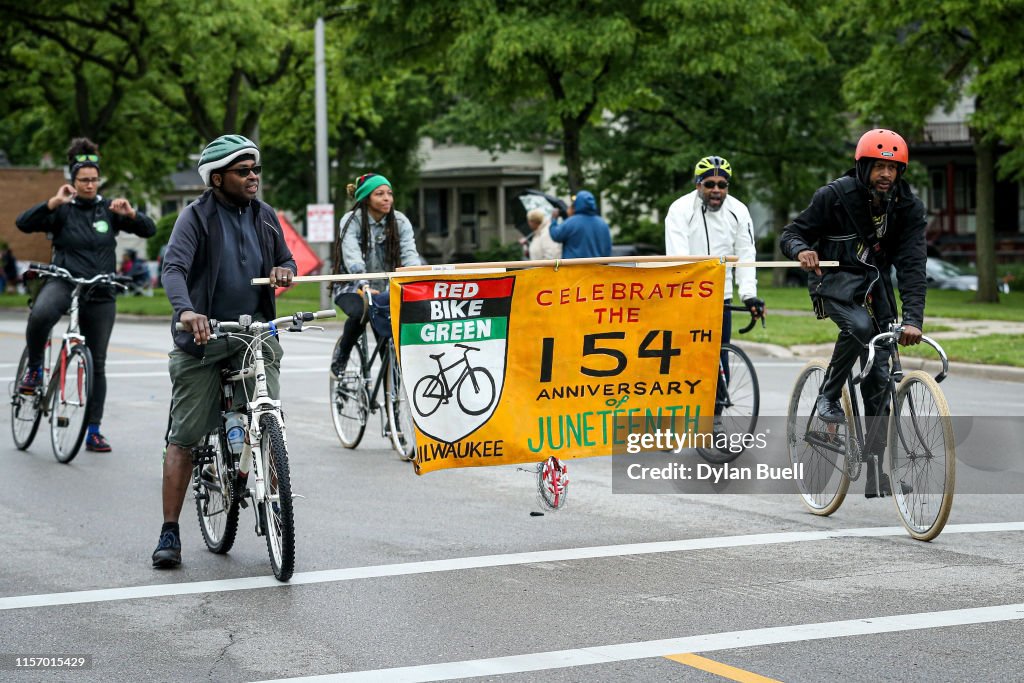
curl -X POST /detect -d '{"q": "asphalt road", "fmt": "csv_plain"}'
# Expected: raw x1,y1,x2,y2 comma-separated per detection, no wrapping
1,312,1022,682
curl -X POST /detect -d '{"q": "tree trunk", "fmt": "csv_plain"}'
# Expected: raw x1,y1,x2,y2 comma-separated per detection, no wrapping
973,138,999,302
562,118,583,194
771,204,790,287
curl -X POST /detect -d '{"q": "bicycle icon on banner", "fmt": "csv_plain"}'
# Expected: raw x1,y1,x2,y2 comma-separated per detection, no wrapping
412,343,497,417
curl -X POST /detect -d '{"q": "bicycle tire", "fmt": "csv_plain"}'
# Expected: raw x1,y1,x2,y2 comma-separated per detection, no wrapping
888,370,956,541
696,343,760,464
787,359,852,516
456,367,496,416
50,343,93,464
385,344,417,461
10,347,43,450
258,413,294,581
329,337,368,448
193,427,240,554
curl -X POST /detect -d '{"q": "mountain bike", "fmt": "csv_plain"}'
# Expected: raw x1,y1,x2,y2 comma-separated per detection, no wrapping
329,287,416,461
787,324,955,541
185,309,336,582
695,303,764,464
9,263,129,463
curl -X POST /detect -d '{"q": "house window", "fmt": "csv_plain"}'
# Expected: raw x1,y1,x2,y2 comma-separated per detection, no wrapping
423,189,448,237
929,170,945,211
957,168,977,212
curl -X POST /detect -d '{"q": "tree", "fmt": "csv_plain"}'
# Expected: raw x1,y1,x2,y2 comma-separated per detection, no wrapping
838,1,1024,302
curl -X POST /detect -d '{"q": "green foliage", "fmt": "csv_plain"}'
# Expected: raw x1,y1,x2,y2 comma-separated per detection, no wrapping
148,212,178,261
473,239,526,264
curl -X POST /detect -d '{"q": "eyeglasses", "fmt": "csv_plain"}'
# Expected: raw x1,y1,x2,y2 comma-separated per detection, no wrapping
221,165,262,178
74,154,99,163
702,180,729,190
75,177,100,185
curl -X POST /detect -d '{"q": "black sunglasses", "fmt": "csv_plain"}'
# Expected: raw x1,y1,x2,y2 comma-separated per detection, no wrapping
702,180,729,190
221,165,262,178
74,154,99,162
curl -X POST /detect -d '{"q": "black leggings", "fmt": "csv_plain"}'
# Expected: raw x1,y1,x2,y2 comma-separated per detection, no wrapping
26,279,116,424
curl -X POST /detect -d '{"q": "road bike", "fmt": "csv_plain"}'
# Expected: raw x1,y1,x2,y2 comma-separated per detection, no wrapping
412,343,496,417
10,263,129,463
787,324,955,541
186,309,336,582
329,287,416,461
695,303,763,465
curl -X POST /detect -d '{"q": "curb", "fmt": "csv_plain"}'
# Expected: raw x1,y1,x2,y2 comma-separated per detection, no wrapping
732,340,1024,384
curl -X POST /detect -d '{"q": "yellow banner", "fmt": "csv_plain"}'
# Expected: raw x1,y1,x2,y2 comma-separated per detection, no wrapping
390,261,725,474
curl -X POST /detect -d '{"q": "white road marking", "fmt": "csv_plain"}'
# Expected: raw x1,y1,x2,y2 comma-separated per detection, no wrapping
253,602,1024,682
2,522,1021,611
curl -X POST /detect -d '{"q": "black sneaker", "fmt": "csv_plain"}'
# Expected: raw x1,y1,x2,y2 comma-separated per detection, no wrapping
815,394,845,424
330,351,350,378
18,365,42,395
151,528,182,568
865,472,914,499
84,432,112,452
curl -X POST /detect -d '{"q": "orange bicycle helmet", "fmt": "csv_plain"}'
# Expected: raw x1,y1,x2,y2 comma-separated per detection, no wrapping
855,129,908,167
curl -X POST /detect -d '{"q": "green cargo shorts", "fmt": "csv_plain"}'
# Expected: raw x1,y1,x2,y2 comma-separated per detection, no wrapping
166,334,284,447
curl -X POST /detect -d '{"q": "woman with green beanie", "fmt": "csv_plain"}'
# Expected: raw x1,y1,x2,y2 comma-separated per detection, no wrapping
330,173,422,376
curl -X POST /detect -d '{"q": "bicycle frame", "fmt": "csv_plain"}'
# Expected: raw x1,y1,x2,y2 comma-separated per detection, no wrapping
422,347,477,401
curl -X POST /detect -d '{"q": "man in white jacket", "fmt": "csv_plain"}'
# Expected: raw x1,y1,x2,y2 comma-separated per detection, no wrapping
665,155,765,340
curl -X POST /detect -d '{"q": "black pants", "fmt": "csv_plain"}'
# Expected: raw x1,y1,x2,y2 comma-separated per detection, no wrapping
26,279,116,424
334,290,391,364
820,298,891,457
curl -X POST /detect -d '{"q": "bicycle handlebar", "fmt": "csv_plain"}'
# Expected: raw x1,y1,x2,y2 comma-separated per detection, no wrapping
853,327,949,385
28,262,131,290
726,303,766,334
175,309,337,335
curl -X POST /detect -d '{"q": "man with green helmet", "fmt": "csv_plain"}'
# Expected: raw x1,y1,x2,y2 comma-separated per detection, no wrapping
153,134,296,569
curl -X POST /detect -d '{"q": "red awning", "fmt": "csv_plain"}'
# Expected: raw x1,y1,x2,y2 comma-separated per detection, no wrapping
276,211,324,297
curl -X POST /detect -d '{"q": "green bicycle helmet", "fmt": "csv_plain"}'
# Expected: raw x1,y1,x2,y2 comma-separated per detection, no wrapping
198,134,260,185
694,155,732,183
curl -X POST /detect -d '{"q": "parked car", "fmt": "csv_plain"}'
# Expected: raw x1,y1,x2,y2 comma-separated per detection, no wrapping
891,257,1010,294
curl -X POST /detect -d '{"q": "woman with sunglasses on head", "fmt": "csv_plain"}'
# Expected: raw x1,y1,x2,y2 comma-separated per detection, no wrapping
664,155,765,340
15,137,156,452
329,173,422,376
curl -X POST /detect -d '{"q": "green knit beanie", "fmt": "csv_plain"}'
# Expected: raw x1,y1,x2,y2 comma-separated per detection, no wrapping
354,173,391,203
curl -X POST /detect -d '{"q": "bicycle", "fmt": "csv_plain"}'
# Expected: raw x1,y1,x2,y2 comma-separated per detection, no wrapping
9,263,129,463
329,286,417,461
786,323,956,541
185,309,336,582
412,343,496,417
695,303,763,465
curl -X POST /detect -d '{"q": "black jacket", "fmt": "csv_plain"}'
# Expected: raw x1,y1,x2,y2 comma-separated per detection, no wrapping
779,170,927,328
16,195,157,299
161,190,296,358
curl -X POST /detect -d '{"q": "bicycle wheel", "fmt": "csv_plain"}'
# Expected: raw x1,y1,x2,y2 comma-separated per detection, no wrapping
50,343,93,464
888,370,956,541
697,343,760,464
192,427,240,553
537,455,569,511
456,367,496,416
385,344,417,461
412,375,445,417
787,359,853,516
258,413,294,581
329,338,368,448
10,348,42,450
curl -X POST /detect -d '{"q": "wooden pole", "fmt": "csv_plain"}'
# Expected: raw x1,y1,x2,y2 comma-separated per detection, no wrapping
251,256,838,285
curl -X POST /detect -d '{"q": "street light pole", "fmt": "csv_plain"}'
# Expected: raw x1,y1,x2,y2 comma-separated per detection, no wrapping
315,16,330,309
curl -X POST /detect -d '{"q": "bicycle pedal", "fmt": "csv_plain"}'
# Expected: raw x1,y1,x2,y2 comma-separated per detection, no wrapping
56,416,69,427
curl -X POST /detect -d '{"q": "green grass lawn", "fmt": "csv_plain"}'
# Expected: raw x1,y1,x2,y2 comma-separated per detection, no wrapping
899,334,1024,368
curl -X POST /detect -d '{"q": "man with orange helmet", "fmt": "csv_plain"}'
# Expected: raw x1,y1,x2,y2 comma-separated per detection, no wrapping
780,129,927,498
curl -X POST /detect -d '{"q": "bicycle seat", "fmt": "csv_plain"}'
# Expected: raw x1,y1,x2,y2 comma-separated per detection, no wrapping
429,352,445,360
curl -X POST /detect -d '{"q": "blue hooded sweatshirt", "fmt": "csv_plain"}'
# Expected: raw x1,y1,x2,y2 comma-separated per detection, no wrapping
549,190,612,259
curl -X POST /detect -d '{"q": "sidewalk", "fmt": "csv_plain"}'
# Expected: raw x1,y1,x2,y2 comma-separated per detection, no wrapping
735,314,1024,383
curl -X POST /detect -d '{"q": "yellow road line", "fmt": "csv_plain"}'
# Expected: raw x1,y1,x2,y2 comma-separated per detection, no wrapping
665,653,783,682
106,345,167,359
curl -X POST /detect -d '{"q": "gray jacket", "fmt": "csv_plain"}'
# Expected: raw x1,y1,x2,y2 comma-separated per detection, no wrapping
339,209,421,289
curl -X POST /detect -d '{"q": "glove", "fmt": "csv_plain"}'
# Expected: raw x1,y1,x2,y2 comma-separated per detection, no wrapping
743,296,766,319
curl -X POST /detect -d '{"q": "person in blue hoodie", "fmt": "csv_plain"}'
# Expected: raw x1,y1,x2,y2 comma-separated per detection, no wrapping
548,190,612,259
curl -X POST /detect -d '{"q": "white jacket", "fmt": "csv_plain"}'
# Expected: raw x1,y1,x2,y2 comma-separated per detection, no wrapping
664,190,757,300
528,221,562,261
